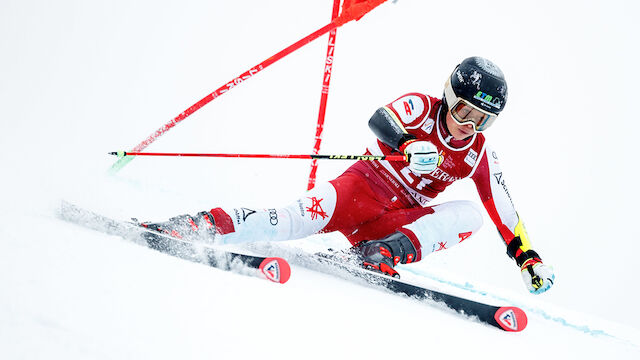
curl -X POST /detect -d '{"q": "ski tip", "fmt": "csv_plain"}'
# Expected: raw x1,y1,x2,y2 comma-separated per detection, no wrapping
494,306,528,332
259,257,291,284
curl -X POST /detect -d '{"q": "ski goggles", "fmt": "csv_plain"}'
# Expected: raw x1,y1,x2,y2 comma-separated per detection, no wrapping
444,79,499,132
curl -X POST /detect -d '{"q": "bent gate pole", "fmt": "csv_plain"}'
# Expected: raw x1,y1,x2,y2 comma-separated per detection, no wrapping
108,0,389,174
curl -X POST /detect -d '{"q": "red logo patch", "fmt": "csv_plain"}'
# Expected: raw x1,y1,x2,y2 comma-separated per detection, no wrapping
458,232,472,242
403,101,412,115
306,197,328,220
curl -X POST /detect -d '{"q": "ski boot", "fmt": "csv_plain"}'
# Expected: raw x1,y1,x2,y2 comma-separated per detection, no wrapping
355,231,419,279
138,211,217,243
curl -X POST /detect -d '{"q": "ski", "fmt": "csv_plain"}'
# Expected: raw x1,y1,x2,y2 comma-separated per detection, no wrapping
57,201,291,284
57,201,526,329
247,243,527,331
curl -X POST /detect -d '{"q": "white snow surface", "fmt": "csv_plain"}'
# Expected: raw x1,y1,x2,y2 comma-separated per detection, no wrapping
2,0,640,358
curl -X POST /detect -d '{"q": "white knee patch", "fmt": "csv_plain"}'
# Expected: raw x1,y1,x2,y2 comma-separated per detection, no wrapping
404,200,483,255
283,181,337,238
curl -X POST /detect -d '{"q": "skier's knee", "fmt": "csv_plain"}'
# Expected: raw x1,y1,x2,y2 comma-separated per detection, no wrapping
432,200,483,233
403,200,484,254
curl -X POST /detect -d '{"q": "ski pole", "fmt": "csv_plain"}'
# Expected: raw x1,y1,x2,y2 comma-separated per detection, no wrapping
108,0,390,175
108,151,406,162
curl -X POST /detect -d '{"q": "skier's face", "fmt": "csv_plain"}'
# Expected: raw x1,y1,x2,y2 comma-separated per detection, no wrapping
445,111,476,140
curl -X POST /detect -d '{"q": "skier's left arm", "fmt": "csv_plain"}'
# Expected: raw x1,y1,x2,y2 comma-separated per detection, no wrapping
470,146,555,294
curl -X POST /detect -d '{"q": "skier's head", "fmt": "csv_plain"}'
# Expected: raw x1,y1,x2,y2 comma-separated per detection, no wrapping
443,56,508,133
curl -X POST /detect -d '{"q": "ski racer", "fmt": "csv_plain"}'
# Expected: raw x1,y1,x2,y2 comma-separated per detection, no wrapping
142,56,555,294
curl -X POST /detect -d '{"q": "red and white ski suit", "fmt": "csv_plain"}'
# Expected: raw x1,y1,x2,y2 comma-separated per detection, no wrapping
210,93,526,261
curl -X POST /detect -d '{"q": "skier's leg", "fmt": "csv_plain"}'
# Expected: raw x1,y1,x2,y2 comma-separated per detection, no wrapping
210,181,338,244
352,200,483,276
211,172,389,244
141,171,390,245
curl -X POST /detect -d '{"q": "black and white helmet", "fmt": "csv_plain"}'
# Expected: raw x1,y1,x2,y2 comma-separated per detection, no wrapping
443,57,508,131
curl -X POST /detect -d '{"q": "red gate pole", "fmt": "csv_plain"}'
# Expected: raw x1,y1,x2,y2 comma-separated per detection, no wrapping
306,0,341,190
108,0,389,174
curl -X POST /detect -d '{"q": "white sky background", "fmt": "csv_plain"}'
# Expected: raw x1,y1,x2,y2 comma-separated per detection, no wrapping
1,0,640,342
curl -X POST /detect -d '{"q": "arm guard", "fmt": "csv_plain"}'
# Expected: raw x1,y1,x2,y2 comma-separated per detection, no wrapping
368,106,416,151
505,217,541,266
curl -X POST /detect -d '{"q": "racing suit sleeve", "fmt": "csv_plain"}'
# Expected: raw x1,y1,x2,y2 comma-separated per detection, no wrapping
368,106,416,150
368,93,435,150
470,146,541,266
